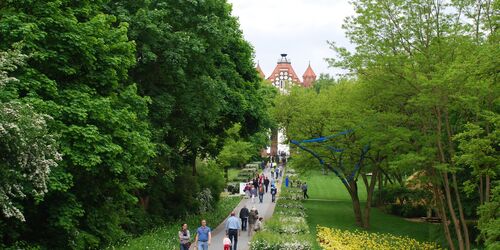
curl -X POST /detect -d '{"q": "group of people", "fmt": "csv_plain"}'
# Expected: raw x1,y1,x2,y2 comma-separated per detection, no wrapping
179,220,212,250
223,206,263,250
179,164,283,250
178,206,264,250
243,172,278,203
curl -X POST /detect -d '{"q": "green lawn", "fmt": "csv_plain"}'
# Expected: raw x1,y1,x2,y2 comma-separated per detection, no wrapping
299,171,445,249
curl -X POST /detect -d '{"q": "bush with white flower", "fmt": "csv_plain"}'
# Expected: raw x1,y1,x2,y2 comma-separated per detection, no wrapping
0,49,61,221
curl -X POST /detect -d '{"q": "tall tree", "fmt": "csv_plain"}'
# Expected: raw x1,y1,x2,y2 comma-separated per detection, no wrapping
0,1,154,248
328,0,499,248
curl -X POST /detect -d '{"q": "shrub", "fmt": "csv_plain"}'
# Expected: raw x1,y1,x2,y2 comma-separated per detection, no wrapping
265,216,309,234
279,188,304,201
317,226,442,250
226,183,239,194
374,184,430,218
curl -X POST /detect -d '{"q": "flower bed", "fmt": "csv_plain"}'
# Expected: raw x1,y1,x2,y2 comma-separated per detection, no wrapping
317,226,442,250
250,167,313,250
265,216,309,234
279,187,304,201
251,232,312,250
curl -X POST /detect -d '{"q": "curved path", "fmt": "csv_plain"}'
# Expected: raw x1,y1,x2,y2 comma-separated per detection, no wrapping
192,165,283,250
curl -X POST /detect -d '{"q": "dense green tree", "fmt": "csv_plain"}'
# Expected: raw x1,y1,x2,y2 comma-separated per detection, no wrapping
326,0,499,248
105,0,273,219
0,1,154,248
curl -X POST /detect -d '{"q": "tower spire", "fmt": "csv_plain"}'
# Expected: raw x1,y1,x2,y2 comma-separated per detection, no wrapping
302,62,317,88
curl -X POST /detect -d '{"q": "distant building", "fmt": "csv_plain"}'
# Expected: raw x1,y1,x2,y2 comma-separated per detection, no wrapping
257,54,317,93
258,54,317,160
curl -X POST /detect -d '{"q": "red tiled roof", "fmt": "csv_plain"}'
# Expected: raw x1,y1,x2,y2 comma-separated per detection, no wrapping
302,64,316,78
266,63,301,84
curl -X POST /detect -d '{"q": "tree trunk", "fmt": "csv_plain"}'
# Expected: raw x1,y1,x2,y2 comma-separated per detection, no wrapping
363,169,379,229
378,173,383,206
443,172,465,250
347,180,365,227
486,175,491,202
432,175,455,250
452,173,470,250
479,175,484,205
190,150,197,176
445,107,470,249
436,107,465,250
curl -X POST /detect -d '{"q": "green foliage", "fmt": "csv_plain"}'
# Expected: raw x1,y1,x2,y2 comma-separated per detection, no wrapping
197,159,225,203
218,123,256,169
1,0,273,248
477,182,500,249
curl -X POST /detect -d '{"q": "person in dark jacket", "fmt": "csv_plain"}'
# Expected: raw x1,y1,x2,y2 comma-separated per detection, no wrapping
301,182,309,199
264,177,270,193
270,185,277,202
239,205,249,231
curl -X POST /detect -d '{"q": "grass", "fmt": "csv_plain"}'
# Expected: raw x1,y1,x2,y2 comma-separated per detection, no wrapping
110,196,241,250
299,170,445,249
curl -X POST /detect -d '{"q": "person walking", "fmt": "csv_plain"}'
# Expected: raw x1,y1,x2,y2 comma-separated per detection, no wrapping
258,184,265,203
179,223,191,250
301,182,309,199
270,185,277,203
225,212,241,250
239,205,249,231
194,219,211,250
247,207,258,236
264,177,270,193
275,167,279,179
250,186,257,203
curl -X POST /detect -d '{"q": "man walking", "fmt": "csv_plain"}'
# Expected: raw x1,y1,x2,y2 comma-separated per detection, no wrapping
264,177,270,193
270,184,277,202
301,182,309,199
239,205,249,231
195,219,211,250
258,184,265,203
225,212,241,250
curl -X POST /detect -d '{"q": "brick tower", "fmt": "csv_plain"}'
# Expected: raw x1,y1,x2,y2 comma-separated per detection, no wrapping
302,62,317,87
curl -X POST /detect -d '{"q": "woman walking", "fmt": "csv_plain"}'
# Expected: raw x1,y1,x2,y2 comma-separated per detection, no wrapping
179,223,191,250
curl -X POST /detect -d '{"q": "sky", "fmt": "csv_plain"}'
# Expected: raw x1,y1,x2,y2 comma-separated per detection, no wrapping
227,0,356,80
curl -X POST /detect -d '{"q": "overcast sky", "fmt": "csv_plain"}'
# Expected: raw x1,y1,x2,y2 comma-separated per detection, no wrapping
227,0,355,80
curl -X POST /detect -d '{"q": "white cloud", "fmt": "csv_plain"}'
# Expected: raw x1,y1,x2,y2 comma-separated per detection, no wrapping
228,0,355,79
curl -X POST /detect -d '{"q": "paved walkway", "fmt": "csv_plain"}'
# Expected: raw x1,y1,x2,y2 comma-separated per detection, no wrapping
191,165,283,250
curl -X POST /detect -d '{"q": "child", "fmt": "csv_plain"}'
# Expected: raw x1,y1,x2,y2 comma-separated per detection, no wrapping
223,234,231,250
254,217,263,232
